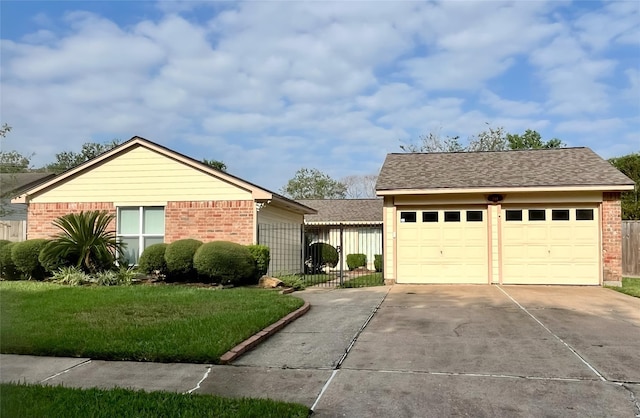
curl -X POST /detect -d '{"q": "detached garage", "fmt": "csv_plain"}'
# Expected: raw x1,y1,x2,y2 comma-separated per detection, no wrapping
376,148,635,286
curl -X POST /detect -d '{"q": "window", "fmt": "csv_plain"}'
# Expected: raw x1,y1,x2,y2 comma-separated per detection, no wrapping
400,212,417,223
422,211,438,222
444,211,461,222
117,207,165,263
505,210,522,221
466,211,483,222
576,209,594,221
528,210,546,221
552,209,570,221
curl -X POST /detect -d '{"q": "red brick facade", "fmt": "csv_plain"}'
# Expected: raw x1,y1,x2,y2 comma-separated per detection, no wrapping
27,200,255,245
28,202,116,239
602,192,623,284
165,200,254,244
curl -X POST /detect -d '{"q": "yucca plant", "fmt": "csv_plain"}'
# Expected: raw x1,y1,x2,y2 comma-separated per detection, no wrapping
40,211,126,274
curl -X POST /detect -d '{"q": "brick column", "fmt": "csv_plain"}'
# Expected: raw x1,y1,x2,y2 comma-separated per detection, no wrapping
602,192,623,286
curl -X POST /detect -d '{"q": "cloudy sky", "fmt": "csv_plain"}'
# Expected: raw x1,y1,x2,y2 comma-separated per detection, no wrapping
1,1,638,192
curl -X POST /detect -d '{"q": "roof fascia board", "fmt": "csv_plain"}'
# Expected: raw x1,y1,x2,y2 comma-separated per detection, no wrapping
268,196,317,215
376,185,635,196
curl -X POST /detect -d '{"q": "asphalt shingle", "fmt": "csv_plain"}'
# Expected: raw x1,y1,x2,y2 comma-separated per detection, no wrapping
297,199,383,224
376,148,635,191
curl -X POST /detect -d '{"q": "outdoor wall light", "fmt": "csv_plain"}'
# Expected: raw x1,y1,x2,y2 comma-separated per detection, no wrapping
487,194,504,203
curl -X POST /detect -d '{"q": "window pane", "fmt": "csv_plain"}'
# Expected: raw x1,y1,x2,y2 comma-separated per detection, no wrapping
444,211,460,222
120,237,140,264
505,210,522,221
400,212,417,223
552,209,570,221
528,210,546,221
143,207,165,234
466,211,483,222
576,209,594,221
144,236,164,249
422,212,438,222
118,208,139,234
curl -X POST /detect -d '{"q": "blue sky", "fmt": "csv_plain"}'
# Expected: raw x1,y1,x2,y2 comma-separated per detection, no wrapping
1,1,638,192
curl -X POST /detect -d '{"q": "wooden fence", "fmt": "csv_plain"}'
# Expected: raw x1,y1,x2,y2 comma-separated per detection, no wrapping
622,220,639,277
0,220,26,242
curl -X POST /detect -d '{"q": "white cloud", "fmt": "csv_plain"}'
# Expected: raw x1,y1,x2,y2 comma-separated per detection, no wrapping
0,1,638,190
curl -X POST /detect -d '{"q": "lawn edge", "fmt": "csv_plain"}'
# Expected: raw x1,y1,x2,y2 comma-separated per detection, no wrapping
219,301,311,364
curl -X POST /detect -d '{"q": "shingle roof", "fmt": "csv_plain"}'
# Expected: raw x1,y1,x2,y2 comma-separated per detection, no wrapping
376,148,635,191
297,199,383,224
1,173,56,196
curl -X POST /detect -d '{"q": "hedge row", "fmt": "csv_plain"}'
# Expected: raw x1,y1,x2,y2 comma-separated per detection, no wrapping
137,239,270,286
0,239,51,280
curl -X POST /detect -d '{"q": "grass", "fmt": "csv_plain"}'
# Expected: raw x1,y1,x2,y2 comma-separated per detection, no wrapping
0,383,310,418
608,277,640,298
277,273,335,289
340,272,384,288
0,281,304,363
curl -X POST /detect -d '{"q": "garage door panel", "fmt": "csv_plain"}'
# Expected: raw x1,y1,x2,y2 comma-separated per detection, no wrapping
501,206,599,285
397,207,488,284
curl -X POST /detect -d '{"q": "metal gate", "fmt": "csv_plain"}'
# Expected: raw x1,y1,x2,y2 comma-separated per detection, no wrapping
257,223,384,288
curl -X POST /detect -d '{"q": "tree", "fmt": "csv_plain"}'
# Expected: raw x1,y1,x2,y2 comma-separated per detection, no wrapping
402,125,564,153
0,150,32,173
202,159,227,172
400,132,464,153
39,210,126,274
46,140,120,174
507,129,564,150
281,168,347,199
342,174,378,198
609,153,640,220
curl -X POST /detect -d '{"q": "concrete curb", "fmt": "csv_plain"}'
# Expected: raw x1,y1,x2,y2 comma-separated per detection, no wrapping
219,301,311,364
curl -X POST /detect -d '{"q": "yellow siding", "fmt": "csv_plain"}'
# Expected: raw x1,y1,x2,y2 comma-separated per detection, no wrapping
383,197,395,281
491,205,500,283
257,204,303,276
394,191,602,206
257,204,303,225
30,146,252,205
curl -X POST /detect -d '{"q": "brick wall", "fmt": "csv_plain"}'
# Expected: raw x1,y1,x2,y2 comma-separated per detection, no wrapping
27,202,116,239
165,200,254,244
602,192,623,284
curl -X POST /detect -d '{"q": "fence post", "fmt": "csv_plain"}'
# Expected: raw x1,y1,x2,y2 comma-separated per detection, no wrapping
300,223,305,278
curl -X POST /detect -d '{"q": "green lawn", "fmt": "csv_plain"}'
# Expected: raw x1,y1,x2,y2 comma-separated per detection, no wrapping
609,277,640,298
340,273,384,288
0,282,303,363
0,383,310,418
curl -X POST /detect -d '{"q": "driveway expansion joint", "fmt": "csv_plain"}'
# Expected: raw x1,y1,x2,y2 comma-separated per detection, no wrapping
497,286,607,382
219,301,311,364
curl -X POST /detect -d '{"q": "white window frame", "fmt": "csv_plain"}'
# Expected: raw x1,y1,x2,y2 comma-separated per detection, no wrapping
117,206,165,263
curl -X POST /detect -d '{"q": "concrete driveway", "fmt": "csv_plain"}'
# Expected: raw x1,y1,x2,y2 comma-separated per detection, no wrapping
2,285,639,417
314,285,640,417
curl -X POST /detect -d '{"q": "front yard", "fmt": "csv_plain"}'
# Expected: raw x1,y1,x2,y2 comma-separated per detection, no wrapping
0,282,304,363
609,277,640,298
0,383,309,418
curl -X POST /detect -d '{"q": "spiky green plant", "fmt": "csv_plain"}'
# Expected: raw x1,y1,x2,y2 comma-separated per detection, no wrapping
40,211,125,274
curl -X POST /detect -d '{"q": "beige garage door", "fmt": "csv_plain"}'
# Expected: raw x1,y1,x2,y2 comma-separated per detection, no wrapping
501,206,599,285
397,208,488,284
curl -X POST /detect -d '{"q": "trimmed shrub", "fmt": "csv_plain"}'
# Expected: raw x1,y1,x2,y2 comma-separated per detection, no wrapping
38,243,74,274
346,254,367,270
194,241,257,285
306,242,339,273
11,239,49,280
374,254,383,272
247,245,270,278
0,241,21,280
164,239,202,281
138,243,168,275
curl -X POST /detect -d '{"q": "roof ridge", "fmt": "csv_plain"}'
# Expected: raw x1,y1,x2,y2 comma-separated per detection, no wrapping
388,147,588,156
